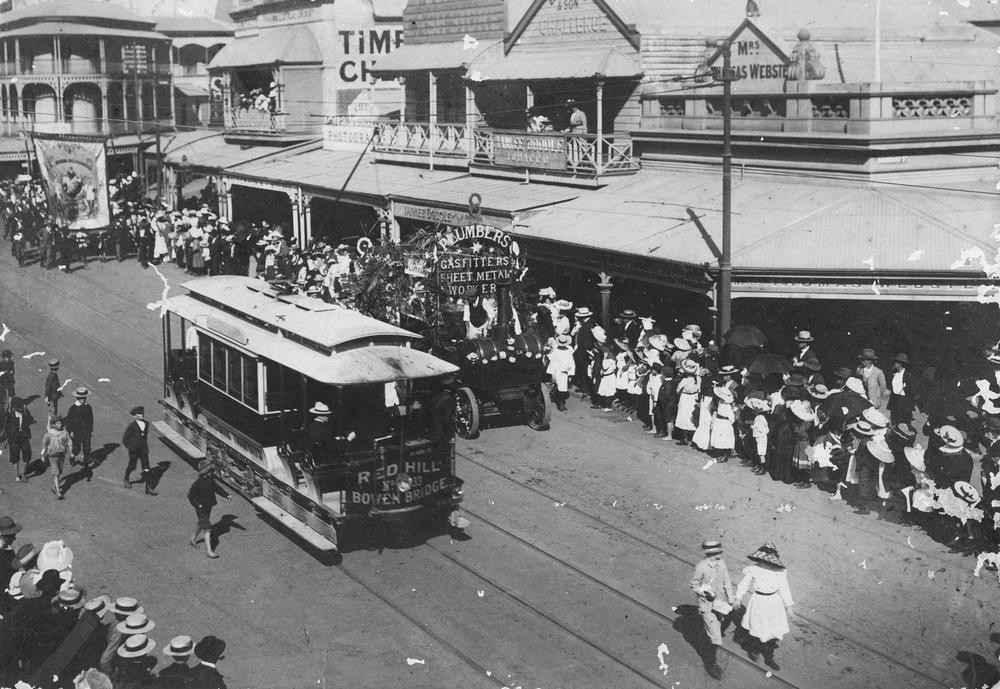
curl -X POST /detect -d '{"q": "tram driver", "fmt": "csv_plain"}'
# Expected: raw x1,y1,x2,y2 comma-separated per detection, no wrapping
305,401,356,462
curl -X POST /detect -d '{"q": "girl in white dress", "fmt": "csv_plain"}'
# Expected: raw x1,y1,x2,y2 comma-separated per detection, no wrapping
736,542,794,671
674,358,701,444
709,387,736,461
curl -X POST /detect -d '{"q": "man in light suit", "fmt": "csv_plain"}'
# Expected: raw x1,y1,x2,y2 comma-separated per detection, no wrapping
856,348,888,412
690,539,735,679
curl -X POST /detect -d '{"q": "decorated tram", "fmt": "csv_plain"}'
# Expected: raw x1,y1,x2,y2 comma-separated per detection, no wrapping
155,276,465,552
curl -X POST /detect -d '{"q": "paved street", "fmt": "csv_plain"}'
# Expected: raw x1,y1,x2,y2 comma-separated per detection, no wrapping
0,253,996,689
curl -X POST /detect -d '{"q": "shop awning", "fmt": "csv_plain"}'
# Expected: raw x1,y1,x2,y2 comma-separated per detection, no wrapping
0,22,167,40
472,47,641,81
370,38,502,74
209,25,321,70
173,81,209,97
162,132,318,170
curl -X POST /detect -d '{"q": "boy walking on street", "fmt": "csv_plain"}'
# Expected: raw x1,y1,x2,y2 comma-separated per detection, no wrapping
45,359,62,418
691,539,736,679
187,460,230,559
41,415,71,499
64,387,94,475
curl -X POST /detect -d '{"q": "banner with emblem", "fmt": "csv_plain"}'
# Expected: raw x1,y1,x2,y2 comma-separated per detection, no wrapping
31,134,110,230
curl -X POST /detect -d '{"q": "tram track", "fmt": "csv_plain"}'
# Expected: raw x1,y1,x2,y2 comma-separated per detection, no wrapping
0,258,954,688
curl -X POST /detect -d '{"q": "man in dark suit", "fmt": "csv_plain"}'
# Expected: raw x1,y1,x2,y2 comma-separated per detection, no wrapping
64,386,94,474
44,359,61,418
620,309,642,349
572,307,597,400
122,406,155,495
887,353,917,425
5,398,33,481
190,635,228,689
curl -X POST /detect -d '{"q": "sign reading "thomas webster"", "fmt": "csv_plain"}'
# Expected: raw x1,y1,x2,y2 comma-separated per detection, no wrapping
709,23,789,93
492,133,567,171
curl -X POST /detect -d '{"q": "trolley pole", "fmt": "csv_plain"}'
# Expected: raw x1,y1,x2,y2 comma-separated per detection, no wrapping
718,39,734,339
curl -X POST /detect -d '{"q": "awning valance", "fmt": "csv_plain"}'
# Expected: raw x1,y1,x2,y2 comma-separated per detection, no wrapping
208,25,321,70
370,38,502,74
471,47,641,81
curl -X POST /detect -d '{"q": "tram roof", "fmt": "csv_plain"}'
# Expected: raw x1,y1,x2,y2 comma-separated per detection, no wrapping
177,276,422,351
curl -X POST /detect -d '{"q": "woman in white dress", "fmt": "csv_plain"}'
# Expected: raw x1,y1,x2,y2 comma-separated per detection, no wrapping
735,542,794,671
710,386,736,461
674,358,701,444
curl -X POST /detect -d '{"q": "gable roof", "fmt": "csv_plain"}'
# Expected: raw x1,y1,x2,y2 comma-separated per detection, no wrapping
506,0,640,52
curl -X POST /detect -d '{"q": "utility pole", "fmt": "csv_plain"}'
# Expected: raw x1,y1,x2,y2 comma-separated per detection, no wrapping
718,39,734,339
154,121,162,200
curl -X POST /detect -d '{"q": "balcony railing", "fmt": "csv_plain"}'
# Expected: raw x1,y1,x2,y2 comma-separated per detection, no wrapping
226,107,287,134
373,121,469,159
471,129,638,178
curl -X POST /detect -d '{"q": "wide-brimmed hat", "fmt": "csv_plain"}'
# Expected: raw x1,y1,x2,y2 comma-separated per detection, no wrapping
832,366,853,381
309,402,331,415
893,353,911,366
801,358,822,372
538,287,556,298
37,540,73,572
903,445,927,472
74,386,89,397
935,425,964,449
117,613,155,635
647,334,669,352
892,423,917,440
164,635,195,657
7,569,35,599
682,324,702,337
58,586,85,610
0,516,23,536
48,359,60,368
680,358,699,374
748,542,785,569
718,364,740,376
953,481,981,506
554,334,572,347
591,325,606,344
574,307,593,318
847,419,876,436
784,373,807,387
794,330,814,343
866,439,895,464
197,460,215,476
111,596,144,617
672,337,692,352
745,396,771,412
85,594,111,618
118,633,156,658
788,399,814,421
553,299,573,311
844,378,866,396
862,407,888,429
619,309,637,319
15,543,37,566
807,383,830,400
713,387,734,404
701,539,723,555
129,406,145,416
857,348,878,361
194,635,226,663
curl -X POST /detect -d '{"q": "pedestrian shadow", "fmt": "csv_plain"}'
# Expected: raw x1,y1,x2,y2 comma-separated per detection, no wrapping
211,514,245,540
89,443,119,470
671,604,716,671
21,394,40,406
956,650,1000,689
145,460,171,489
25,457,48,478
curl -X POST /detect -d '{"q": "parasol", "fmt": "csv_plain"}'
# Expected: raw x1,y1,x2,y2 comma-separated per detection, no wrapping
723,324,767,348
748,353,791,377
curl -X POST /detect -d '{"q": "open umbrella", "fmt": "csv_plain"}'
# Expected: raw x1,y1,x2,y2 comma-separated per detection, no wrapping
748,353,791,377
723,324,767,348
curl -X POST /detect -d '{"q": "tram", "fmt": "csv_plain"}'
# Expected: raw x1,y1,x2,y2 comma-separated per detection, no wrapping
155,276,465,552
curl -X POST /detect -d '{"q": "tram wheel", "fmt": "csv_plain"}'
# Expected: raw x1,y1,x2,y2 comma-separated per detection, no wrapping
454,386,480,440
527,384,552,431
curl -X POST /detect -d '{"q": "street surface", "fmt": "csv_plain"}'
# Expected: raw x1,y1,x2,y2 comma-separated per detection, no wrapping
0,252,995,689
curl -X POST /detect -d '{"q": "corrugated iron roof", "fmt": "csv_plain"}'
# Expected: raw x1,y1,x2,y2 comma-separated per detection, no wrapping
209,25,321,69
371,38,503,74
473,47,641,81
162,133,317,170
0,22,167,40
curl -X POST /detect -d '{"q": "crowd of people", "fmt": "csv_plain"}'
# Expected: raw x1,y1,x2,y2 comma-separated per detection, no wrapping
0,516,228,689
531,288,1000,558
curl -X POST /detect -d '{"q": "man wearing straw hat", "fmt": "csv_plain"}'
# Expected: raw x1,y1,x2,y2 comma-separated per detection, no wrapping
114,633,157,687
100,596,144,673
157,635,197,688
572,307,598,401
690,539,735,679
64,386,94,473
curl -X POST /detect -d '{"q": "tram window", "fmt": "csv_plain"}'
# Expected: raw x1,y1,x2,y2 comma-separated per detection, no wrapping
242,359,258,407
264,361,303,413
211,342,226,389
227,352,242,398
198,334,211,380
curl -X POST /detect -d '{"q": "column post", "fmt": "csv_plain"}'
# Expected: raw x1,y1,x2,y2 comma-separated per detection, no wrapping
301,193,313,247
597,271,613,332
428,71,437,170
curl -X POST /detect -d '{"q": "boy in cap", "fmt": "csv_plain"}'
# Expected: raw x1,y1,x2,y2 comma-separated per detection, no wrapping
690,539,735,679
122,406,155,495
64,387,94,474
157,635,196,688
45,359,62,418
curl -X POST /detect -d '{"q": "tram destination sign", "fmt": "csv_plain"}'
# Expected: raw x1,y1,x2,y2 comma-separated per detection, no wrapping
492,132,567,172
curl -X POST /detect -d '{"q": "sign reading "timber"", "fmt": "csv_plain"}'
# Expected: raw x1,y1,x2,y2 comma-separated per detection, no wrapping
493,133,567,171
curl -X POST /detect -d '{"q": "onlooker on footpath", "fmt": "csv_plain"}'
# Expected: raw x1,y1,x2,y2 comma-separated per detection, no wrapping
100,597,143,674
188,460,231,559
64,386,94,475
0,515,23,577
158,634,197,689
6,398,34,482
114,632,157,689
44,359,62,418
41,414,72,500
690,539,735,679
856,348,888,413
190,635,228,689
122,406,155,495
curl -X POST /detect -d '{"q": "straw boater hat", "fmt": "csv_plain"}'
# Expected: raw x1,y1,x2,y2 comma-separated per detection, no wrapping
553,299,573,312
953,481,981,506
680,358,699,375
844,378,866,396
789,399,814,421
15,543,37,567
935,425,965,450
903,445,927,472
117,633,156,658
164,635,195,658
619,309,637,319
701,539,723,556
718,364,740,376
74,386,89,398
58,586,86,610
111,596,143,617
713,387,734,404
672,337,692,352
555,334,572,347
794,330,814,343
309,402,331,415
85,594,112,618
862,407,888,430
847,418,876,436
592,325,607,344
0,516,23,536
647,334,669,352
575,307,593,318
197,460,215,476
866,438,895,464
48,359,60,369
986,348,1000,366
807,383,831,400
748,542,785,569
892,423,917,441
117,612,155,635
